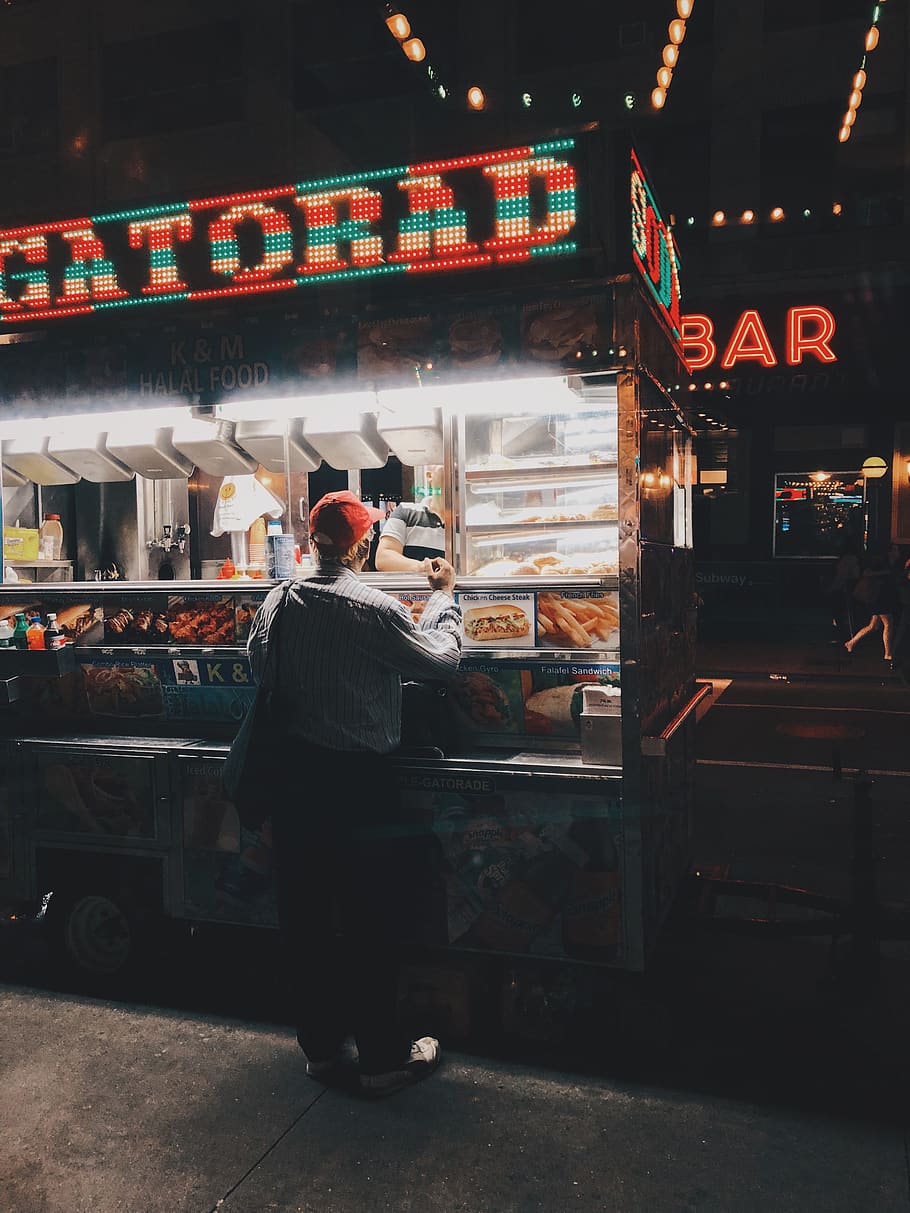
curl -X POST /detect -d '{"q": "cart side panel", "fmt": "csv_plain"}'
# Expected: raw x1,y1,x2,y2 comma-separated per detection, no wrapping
397,764,626,965
176,752,277,927
29,744,164,841
0,740,33,904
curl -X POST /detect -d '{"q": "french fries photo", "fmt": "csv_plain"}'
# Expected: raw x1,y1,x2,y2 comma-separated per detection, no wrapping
537,593,619,649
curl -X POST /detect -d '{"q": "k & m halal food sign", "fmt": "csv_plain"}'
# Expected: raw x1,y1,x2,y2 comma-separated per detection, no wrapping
0,139,582,327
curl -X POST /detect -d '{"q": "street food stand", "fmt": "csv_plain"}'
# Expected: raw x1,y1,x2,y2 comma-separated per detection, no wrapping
0,127,699,1001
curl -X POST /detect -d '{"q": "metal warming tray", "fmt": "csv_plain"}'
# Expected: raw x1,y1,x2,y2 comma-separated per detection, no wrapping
377,405,443,466
1,437,80,485
106,427,196,479
302,411,388,470
171,418,258,475
47,433,135,483
234,417,322,473
0,462,27,488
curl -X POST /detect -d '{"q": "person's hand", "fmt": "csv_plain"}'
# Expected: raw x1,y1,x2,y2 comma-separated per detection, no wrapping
425,556,456,595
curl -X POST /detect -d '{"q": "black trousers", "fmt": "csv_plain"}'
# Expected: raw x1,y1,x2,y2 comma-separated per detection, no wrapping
270,742,413,1075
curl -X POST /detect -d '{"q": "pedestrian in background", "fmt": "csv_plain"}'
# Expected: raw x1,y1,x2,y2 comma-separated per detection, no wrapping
826,539,862,644
844,552,898,664
247,490,462,1096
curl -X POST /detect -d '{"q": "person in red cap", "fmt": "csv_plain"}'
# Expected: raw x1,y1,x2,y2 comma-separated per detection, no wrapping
247,489,462,1096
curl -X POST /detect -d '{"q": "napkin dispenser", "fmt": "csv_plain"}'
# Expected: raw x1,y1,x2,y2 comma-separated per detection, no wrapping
579,685,621,766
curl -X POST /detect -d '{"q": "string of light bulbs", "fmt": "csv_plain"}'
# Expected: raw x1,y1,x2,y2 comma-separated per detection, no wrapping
678,201,853,228
382,5,485,110
651,0,693,110
838,0,888,143
382,6,455,103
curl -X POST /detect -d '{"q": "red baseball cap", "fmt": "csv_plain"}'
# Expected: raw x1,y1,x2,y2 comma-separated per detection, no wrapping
309,490,384,554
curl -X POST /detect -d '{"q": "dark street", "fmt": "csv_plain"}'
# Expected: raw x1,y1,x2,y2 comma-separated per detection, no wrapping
2,0,910,1207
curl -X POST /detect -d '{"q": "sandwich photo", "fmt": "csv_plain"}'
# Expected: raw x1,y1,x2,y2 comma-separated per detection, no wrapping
447,316,503,368
451,671,513,729
464,603,531,642
56,603,101,640
525,684,585,734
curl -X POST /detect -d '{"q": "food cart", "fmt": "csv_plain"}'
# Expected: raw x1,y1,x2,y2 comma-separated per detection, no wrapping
0,126,700,1015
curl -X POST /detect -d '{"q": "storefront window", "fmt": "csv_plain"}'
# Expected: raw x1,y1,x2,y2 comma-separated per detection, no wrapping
772,471,864,558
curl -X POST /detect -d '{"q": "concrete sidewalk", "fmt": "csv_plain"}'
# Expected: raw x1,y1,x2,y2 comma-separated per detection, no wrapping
697,634,904,683
1,985,907,1213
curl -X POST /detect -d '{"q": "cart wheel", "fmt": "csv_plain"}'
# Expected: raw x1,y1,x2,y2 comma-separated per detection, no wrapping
46,889,143,979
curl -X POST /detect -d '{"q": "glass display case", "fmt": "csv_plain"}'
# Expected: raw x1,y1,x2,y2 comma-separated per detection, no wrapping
457,379,619,579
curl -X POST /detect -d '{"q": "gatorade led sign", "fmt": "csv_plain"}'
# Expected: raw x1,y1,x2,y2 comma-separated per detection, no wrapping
0,139,580,328
630,148,682,345
681,307,837,370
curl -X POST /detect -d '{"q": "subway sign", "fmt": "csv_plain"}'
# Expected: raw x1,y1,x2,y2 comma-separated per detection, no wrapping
0,136,681,339
630,147,682,345
681,306,837,371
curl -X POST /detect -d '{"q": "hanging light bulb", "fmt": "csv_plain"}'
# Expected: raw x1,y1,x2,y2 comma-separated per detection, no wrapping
770,206,784,221
864,25,879,51
662,43,679,67
467,85,485,110
657,65,673,88
832,202,843,215
668,18,686,43
838,125,851,143
843,109,856,127
741,209,755,223
385,11,410,40
853,69,867,90
677,0,694,16
651,85,667,109
849,88,863,109
711,210,725,226
402,37,426,61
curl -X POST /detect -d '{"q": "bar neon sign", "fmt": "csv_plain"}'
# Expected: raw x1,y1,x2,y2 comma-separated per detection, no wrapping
0,140,579,326
630,147,682,343
681,307,837,370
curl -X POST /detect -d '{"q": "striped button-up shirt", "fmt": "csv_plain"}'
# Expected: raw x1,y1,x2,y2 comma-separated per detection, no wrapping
247,561,462,753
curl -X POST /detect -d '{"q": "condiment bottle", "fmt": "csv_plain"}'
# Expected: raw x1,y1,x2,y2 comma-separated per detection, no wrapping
12,612,29,649
26,615,46,650
44,613,66,651
39,513,64,561
0,619,13,648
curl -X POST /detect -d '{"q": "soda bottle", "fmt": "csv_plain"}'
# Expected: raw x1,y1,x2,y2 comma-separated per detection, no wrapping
13,612,30,649
44,613,66,651
26,615,46,650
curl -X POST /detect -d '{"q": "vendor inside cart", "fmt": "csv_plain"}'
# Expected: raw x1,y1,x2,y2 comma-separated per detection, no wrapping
374,464,447,574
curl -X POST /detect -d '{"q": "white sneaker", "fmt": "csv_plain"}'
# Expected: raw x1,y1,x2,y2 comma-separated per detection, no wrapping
359,1037,440,1097
305,1057,338,1079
